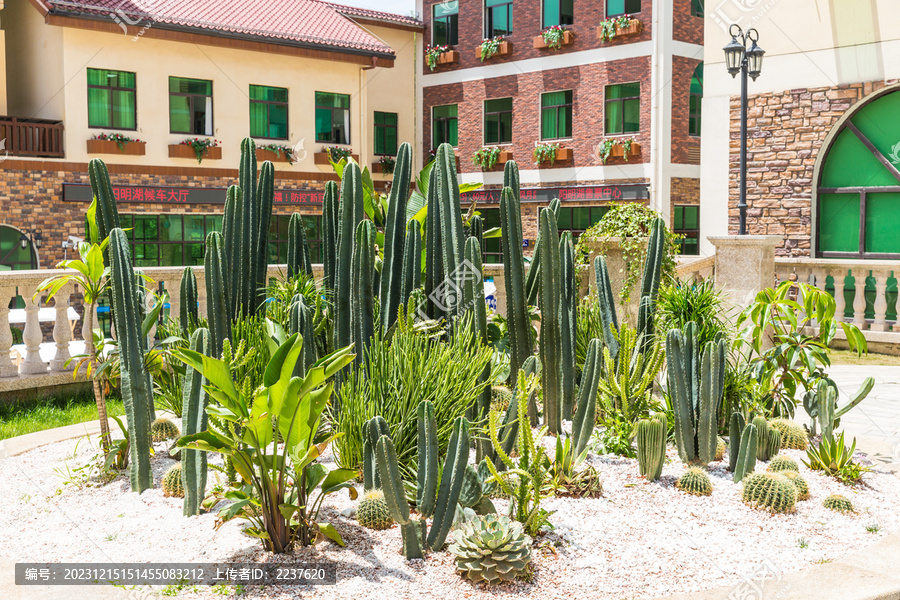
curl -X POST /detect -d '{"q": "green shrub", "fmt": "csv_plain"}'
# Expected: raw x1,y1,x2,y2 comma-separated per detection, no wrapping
657,279,729,348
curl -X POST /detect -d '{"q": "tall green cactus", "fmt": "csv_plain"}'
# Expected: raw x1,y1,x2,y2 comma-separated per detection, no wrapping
728,412,746,472
322,181,339,293
464,236,491,459
732,421,758,483
363,415,390,491
435,144,465,319
754,416,782,461
254,159,274,312
178,267,198,330
288,294,317,376
334,162,365,352
108,228,153,493
181,327,209,516
641,217,665,303
204,231,230,359
815,380,837,441
636,413,668,481
559,231,577,417
379,143,411,333
286,213,313,279
524,198,561,306
500,186,532,379
503,159,520,199
538,207,563,435
376,435,422,559
424,167,444,320
400,220,422,308
666,322,724,465
469,214,483,248
221,185,240,320
572,339,601,457
351,220,376,365
594,256,620,360
88,158,121,246
522,355,541,427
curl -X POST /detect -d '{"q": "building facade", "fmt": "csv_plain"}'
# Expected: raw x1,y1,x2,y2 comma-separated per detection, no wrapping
0,0,422,271
418,0,705,260
700,0,900,259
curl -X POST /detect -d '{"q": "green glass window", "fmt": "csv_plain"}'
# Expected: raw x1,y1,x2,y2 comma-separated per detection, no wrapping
486,0,513,37
605,83,640,134
87,68,136,130
689,64,703,136
484,98,513,145
119,213,223,267
557,206,609,237
432,104,458,149
673,205,700,255
374,111,398,156
169,77,213,135
268,214,325,264
541,91,572,140
478,208,503,263
542,0,573,28
607,0,641,17
0,225,37,270
433,3,459,46
691,0,704,17
315,92,350,144
250,85,288,140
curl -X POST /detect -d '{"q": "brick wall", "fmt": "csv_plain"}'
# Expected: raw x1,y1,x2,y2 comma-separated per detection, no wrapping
728,80,895,256
669,176,699,227
424,58,652,173
422,0,652,76
671,55,702,165
672,0,703,46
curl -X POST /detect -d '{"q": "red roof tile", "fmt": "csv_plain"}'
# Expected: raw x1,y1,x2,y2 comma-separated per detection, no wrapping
43,0,400,56
328,3,422,27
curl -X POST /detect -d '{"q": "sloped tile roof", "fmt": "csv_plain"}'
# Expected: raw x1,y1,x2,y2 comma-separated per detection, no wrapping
329,3,422,27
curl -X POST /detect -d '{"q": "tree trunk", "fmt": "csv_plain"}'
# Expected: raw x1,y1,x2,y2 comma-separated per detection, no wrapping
92,347,111,454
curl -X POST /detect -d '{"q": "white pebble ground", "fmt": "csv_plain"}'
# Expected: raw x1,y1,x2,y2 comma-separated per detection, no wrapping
2,427,898,600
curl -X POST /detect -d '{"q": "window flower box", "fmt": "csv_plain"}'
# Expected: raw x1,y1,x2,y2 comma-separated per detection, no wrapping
533,28,575,50
438,50,459,65
476,39,513,60
533,143,572,165
596,138,641,163
87,136,145,156
426,46,459,71
373,156,396,174
169,142,221,162
257,145,296,163
597,16,643,42
314,150,359,165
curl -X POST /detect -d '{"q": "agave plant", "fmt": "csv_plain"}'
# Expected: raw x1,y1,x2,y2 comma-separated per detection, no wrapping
803,431,869,484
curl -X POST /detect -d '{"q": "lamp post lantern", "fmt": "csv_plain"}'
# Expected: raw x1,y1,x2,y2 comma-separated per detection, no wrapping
724,24,764,235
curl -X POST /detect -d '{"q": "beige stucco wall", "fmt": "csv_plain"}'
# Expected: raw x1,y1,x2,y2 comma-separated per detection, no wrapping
3,0,65,120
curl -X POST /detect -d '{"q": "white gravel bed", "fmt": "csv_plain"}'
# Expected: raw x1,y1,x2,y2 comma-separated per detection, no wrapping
2,428,899,600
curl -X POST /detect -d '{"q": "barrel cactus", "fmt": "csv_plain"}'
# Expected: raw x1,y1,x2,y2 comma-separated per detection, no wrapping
677,468,713,497
357,490,394,530
448,514,532,584
150,418,180,443
823,494,854,513
782,471,810,501
742,472,797,513
715,437,726,462
162,465,184,498
491,386,514,413
769,419,809,450
767,455,799,473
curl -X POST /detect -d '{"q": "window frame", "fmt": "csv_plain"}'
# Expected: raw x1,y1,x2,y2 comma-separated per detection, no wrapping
249,84,289,140
540,90,573,141
432,104,459,149
432,3,459,46
168,76,214,135
556,206,610,238
542,0,574,29
605,82,641,135
485,0,514,38
690,0,704,17
374,111,399,156
689,65,703,137
314,91,351,145
484,97,513,145
87,68,137,131
606,0,642,18
672,205,700,255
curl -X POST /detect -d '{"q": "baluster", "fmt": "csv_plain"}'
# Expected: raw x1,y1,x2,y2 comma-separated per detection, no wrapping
50,283,74,372
832,268,847,322
851,268,868,329
21,287,46,374
0,286,17,377
872,269,889,332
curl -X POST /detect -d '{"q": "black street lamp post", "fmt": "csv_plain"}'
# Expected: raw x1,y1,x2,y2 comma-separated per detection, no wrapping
724,24,765,235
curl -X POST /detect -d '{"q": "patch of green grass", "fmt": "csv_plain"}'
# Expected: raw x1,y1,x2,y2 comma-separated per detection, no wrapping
830,349,900,366
798,537,809,549
0,391,123,440
866,523,880,533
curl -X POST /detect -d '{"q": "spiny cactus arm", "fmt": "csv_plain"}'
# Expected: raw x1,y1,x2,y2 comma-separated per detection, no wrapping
322,181,339,292
836,376,875,418
350,220,376,365
376,435,423,559
182,327,210,516
427,416,470,550
363,416,390,491
593,256,620,359
640,217,665,301
559,232,577,418
416,400,439,518
728,412,745,472
538,208,562,435
400,220,423,307
334,162,365,350
254,159,275,315
236,139,257,318
524,198,560,307
435,143,465,317
221,185,240,320
179,267,198,329
88,159,121,244
666,328,694,464
469,214,484,248
500,187,531,376
733,423,758,482
424,167,444,320
502,159,520,199
286,213,308,278
697,341,724,465
487,409,516,472
380,143,412,333
204,231,230,359
572,339,602,457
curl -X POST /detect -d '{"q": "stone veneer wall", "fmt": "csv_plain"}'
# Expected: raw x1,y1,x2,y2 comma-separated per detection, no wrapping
728,80,897,256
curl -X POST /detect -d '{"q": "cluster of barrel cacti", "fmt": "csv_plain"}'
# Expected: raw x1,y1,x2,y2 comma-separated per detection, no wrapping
742,472,797,513
783,471,810,501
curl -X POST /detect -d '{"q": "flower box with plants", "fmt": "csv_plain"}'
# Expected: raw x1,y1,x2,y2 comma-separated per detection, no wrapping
373,155,396,174
533,26,575,50
425,45,459,71
87,133,145,155
597,15,643,42
476,36,512,61
169,138,221,163
596,137,641,163
314,146,358,165
256,144,296,163
532,142,572,165
472,147,513,171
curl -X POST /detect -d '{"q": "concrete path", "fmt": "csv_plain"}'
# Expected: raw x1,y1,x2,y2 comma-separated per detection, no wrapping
828,365,900,450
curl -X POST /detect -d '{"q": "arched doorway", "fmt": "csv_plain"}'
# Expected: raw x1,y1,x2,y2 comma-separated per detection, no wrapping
0,225,39,271
814,84,900,257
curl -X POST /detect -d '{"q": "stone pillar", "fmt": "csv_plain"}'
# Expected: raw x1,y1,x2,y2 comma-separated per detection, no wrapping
851,267,868,329
708,235,782,313
584,237,646,327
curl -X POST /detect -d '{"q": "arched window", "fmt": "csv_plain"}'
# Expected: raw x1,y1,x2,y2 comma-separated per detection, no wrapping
689,63,703,137
815,85,900,257
0,226,37,271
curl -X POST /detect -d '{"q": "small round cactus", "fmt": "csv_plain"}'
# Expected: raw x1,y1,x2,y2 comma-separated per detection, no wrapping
742,472,797,513
162,464,184,498
491,386,514,413
823,494,854,513
357,490,393,530
782,471,810,501
767,455,799,473
151,418,180,443
769,419,808,450
448,514,532,584
677,468,713,497
715,437,726,462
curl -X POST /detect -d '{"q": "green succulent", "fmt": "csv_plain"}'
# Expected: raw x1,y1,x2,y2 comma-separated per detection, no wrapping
357,489,394,530
823,494,854,513
742,472,796,514
448,514,532,584
556,464,603,498
491,386,514,413
769,419,808,450
677,468,712,497
162,464,184,498
151,418,180,443
782,471,810,501
715,437,725,462
768,455,799,472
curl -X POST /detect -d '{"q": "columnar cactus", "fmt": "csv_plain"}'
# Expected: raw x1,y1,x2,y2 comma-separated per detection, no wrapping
221,185,240,320
767,455,799,472
572,339,601,457
559,231,577,417
677,467,713,496
181,327,209,516
524,198,561,306
742,472,797,513
463,237,492,459
500,185,532,378
88,158,121,246
108,228,153,493
334,162,365,351
666,322,724,466
428,143,466,320
823,493,854,513
350,220,376,365
469,214,483,248
321,180,339,294
400,220,422,309
288,294,317,376
538,207,563,435
204,231,230,358
286,212,313,279
730,412,758,483
636,413,668,481
363,415,390,492
179,267,198,330
594,255,620,359
753,416,782,461
379,142,411,333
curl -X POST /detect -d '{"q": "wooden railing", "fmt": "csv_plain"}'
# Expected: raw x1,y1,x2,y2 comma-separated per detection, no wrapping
0,116,65,158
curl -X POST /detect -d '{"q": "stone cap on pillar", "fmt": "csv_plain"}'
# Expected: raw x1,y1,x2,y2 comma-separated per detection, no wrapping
707,235,784,249
707,235,783,312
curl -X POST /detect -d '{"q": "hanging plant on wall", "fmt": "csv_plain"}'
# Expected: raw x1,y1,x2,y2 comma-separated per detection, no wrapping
259,143,296,164
533,142,561,165
597,137,638,164
598,15,635,42
379,155,396,175
180,137,220,164
541,25,571,50
325,146,352,162
479,36,504,61
473,147,502,170
426,45,451,71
